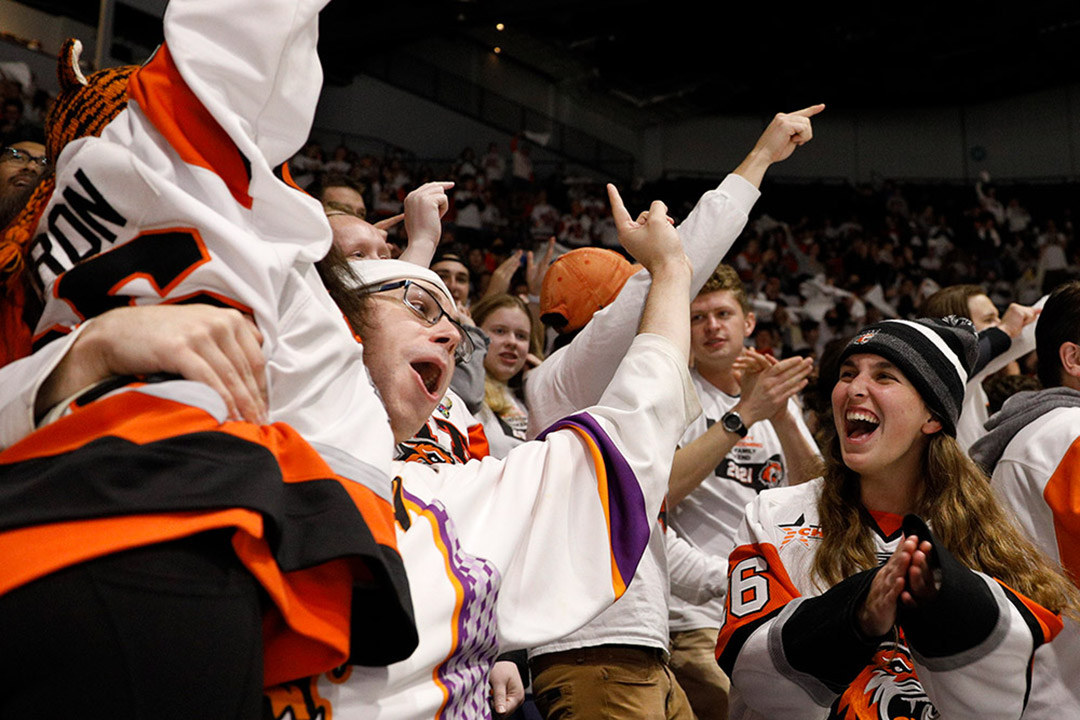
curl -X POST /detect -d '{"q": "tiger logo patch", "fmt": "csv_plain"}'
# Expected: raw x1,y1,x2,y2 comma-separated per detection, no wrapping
831,642,939,720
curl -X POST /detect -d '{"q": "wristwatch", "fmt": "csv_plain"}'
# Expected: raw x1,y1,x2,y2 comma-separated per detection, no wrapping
721,410,748,438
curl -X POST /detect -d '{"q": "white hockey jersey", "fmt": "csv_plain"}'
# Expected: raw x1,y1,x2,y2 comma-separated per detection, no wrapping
987,406,1080,718
718,479,1061,720
266,333,700,720
27,0,393,487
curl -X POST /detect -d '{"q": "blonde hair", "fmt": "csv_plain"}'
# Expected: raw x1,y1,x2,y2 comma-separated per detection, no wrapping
812,429,1080,617
483,375,518,418
697,263,749,313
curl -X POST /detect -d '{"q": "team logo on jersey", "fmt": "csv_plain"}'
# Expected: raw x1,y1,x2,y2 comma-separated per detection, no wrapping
264,677,330,720
852,329,879,345
778,514,822,548
831,642,938,720
760,458,784,488
397,416,472,465
397,438,457,465
716,452,786,493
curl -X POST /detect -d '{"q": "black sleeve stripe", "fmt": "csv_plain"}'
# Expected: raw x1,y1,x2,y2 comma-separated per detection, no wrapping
717,606,784,676
899,514,1000,660
1004,588,1047,651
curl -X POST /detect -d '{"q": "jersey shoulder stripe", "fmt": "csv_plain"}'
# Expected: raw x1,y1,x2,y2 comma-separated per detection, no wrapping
538,411,648,599
128,43,253,209
1045,435,1080,579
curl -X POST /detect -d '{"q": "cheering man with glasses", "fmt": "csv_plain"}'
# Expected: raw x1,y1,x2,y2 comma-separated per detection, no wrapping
267,185,701,720
0,141,47,207
364,278,474,363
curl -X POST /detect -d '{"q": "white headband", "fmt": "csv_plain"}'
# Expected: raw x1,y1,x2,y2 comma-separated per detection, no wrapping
347,259,456,312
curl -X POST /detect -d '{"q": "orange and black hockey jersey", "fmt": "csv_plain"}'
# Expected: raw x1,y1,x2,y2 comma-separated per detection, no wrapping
0,0,416,685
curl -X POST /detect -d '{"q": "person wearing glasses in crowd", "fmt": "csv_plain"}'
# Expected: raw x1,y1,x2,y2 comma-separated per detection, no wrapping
266,185,700,720
0,142,48,227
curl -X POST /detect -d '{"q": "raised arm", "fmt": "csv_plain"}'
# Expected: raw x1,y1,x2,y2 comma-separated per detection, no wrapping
399,186,700,649
971,297,1044,382
160,0,332,167
605,184,692,357
732,105,824,188
398,181,454,267
525,106,824,436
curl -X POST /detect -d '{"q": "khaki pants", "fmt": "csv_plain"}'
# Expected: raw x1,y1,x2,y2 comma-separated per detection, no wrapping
669,628,730,720
530,644,694,720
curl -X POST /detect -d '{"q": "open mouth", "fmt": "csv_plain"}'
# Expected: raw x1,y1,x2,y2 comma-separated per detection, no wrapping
844,410,880,441
411,361,442,395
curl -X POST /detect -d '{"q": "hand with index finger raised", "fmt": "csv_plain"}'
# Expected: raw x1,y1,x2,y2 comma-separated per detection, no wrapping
607,184,685,274
373,213,404,231
756,103,825,164
790,103,826,118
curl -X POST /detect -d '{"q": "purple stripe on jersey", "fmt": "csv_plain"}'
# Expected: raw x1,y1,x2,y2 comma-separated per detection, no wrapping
537,412,649,592
399,485,501,719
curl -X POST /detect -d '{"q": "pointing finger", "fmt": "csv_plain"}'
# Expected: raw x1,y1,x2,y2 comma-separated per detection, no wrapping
374,213,405,230
791,103,826,118
607,183,634,226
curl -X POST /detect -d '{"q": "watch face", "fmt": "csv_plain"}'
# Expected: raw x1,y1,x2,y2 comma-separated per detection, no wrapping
722,412,743,433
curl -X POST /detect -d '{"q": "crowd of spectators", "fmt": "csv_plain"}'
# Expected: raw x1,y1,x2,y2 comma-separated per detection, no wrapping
289,137,1078,366
0,68,46,148
2,16,1079,714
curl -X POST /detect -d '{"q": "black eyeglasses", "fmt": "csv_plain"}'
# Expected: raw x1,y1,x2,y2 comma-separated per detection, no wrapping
373,279,474,363
0,146,48,168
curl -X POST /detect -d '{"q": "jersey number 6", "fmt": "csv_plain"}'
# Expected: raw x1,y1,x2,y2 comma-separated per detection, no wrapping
729,556,770,618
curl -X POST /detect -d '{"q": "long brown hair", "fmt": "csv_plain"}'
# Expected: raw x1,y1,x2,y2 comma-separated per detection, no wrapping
920,284,982,320
813,426,1080,617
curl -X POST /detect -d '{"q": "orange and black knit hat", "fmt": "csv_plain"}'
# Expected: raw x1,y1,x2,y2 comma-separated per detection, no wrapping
0,39,135,365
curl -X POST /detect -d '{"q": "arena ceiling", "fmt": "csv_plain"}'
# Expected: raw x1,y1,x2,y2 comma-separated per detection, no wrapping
17,0,1080,124
319,0,1080,122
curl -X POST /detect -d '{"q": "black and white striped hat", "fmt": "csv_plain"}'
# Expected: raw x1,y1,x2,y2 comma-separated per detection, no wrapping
839,316,978,436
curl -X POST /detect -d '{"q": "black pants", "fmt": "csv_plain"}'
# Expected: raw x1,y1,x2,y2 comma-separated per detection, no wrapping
0,530,264,719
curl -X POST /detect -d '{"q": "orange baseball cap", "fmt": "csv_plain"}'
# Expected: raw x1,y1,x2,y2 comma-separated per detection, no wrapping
540,248,640,332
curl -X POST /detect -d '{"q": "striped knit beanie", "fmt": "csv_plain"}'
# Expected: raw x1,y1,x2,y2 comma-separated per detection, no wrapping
45,39,136,165
839,316,978,436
